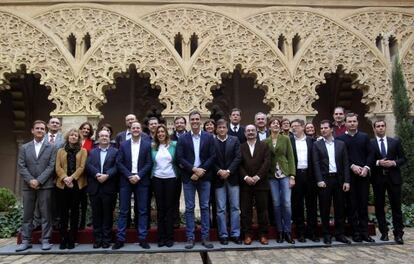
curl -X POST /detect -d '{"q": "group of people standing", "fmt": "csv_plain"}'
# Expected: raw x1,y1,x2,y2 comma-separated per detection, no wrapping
16,106,406,252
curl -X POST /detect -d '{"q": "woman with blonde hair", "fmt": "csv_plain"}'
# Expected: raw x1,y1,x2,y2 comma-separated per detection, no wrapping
55,128,87,249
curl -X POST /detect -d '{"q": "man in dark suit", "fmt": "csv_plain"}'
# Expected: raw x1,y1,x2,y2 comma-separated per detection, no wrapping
227,108,246,144
240,124,271,245
213,119,242,245
313,120,351,245
112,121,153,250
290,119,319,242
176,110,216,249
337,113,375,243
371,120,406,244
254,112,270,141
16,120,57,252
86,130,118,249
169,116,187,228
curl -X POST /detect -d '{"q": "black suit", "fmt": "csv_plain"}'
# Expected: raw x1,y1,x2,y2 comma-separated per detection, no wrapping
170,131,186,227
371,137,406,236
86,146,118,244
228,125,246,144
313,139,350,237
213,136,242,187
290,135,318,238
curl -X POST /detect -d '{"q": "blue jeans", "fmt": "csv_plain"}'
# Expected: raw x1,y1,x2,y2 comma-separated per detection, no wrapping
269,177,292,232
183,180,211,240
117,183,149,241
215,182,240,238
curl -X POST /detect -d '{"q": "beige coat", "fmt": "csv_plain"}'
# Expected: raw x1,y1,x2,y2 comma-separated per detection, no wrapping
55,147,88,189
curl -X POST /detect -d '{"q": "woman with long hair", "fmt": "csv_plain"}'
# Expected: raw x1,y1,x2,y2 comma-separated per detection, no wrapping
55,128,87,249
151,124,178,247
264,117,296,244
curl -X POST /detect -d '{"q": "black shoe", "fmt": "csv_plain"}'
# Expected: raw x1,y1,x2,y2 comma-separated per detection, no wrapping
59,241,67,250
158,241,166,247
165,240,174,248
276,232,284,243
201,239,214,249
112,241,124,250
297,235,306,243
394,235,404,245
102,242,110,249
67,240,75,249
139,240,150,249
380,233,389,241
185,239,195,249
361,235,375,243
219,238,228,245
93,241,102,249
230,237,242,245
284,233,295,244
309,235,320,242
323,235,332,245
336,235,351,244
352,235,362,243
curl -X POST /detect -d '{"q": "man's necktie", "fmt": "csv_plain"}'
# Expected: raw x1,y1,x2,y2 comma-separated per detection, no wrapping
380,138,387,158
49,134,55,144
233,126,237,133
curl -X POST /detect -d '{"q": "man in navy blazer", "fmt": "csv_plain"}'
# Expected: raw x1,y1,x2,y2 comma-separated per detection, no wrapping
227,108,246,144
176,110,216,249
112,121,153,250
371,120,406,244
213,119,242,245
86,130,118,249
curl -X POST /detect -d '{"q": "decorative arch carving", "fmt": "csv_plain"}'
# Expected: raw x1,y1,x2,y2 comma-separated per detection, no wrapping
142,6,291,115
0,10,73,116
247,8,391,115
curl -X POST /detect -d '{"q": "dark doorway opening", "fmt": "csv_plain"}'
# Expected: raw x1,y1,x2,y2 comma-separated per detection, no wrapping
312,65,373,137
0,66,54,193
99,64,165,135
207,66,271,124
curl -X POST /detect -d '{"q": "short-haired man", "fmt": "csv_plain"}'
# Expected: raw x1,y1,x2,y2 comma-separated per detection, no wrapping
213,119,242,245
371,120,406,244
240,124,271,245
16,120,57,252
290,119,319,242
254,112,269,141
147,117,159,141
332,106,346,137
313,120,351,245
170,116,187,228
228,108,246,144
113,121,153,250
45,117,64,148
336,113,375,243
115,114,143,148
176,110,216,249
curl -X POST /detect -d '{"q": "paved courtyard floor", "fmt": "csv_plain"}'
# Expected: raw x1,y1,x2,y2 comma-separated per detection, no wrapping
0,228,412,264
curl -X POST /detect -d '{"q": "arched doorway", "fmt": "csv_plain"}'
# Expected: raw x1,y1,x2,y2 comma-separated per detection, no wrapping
99,64,165,135
312,65,373,137
207,66,271,124
0,66,54,194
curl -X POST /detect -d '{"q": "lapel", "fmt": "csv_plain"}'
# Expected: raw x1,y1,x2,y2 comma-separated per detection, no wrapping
334,140,341,165
373,138,381,156
28,142,37,161
224,136,233,160
37,141,49,160
386,137,393,158
320,140,329,159
252,140,260,159
102,147,112,166
214,138,224,162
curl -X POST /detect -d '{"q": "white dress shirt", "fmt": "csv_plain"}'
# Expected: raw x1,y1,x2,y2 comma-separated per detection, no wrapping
231,124,240,133
131,138,141,174
258,130,267,141
247,140,256,157
324,138,337,173
125,129,132,141
191,131,201,167
376,136,388,154
33,139,44,158
295,135,308,169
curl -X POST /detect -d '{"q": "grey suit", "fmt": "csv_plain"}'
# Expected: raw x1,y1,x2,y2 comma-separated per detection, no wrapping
44,132,64,149
18,139,57,243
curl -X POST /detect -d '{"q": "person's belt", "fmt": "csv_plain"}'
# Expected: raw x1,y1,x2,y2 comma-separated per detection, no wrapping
329,173,337,177
297,168,308,173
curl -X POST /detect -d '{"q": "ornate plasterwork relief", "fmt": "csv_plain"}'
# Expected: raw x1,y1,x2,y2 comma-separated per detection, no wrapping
247,9,391,114
0,10,73,116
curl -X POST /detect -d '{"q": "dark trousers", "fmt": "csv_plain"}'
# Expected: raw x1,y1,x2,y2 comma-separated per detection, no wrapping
372,176,404,236
173,176,182,227
319,176,345,237
240,188,268,236
210,181,217,228
291,169,318,237
79,188,88,229
59,184,81,242
349,174,370,237
152,177,176,242
90,192,116,243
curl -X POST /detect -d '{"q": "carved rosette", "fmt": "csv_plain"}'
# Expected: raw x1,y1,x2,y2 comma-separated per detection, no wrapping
0,11,73,116
247,10,391,115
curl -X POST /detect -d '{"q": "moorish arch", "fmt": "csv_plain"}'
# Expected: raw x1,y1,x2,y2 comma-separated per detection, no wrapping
0,9,74,117
141,5,292,117
33,4,184,125
246,7,391,121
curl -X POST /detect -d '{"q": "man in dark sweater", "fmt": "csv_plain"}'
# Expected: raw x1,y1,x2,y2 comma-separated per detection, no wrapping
336,113,375,243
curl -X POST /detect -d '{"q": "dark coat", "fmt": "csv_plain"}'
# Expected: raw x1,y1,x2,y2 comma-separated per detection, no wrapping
213,135,242,187
86,146,118,195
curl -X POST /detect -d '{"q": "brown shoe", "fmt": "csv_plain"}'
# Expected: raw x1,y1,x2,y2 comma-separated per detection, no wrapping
244,235,253,245
260,235,269,245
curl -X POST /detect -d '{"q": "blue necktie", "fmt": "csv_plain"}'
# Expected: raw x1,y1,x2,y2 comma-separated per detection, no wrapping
380,138,386,158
